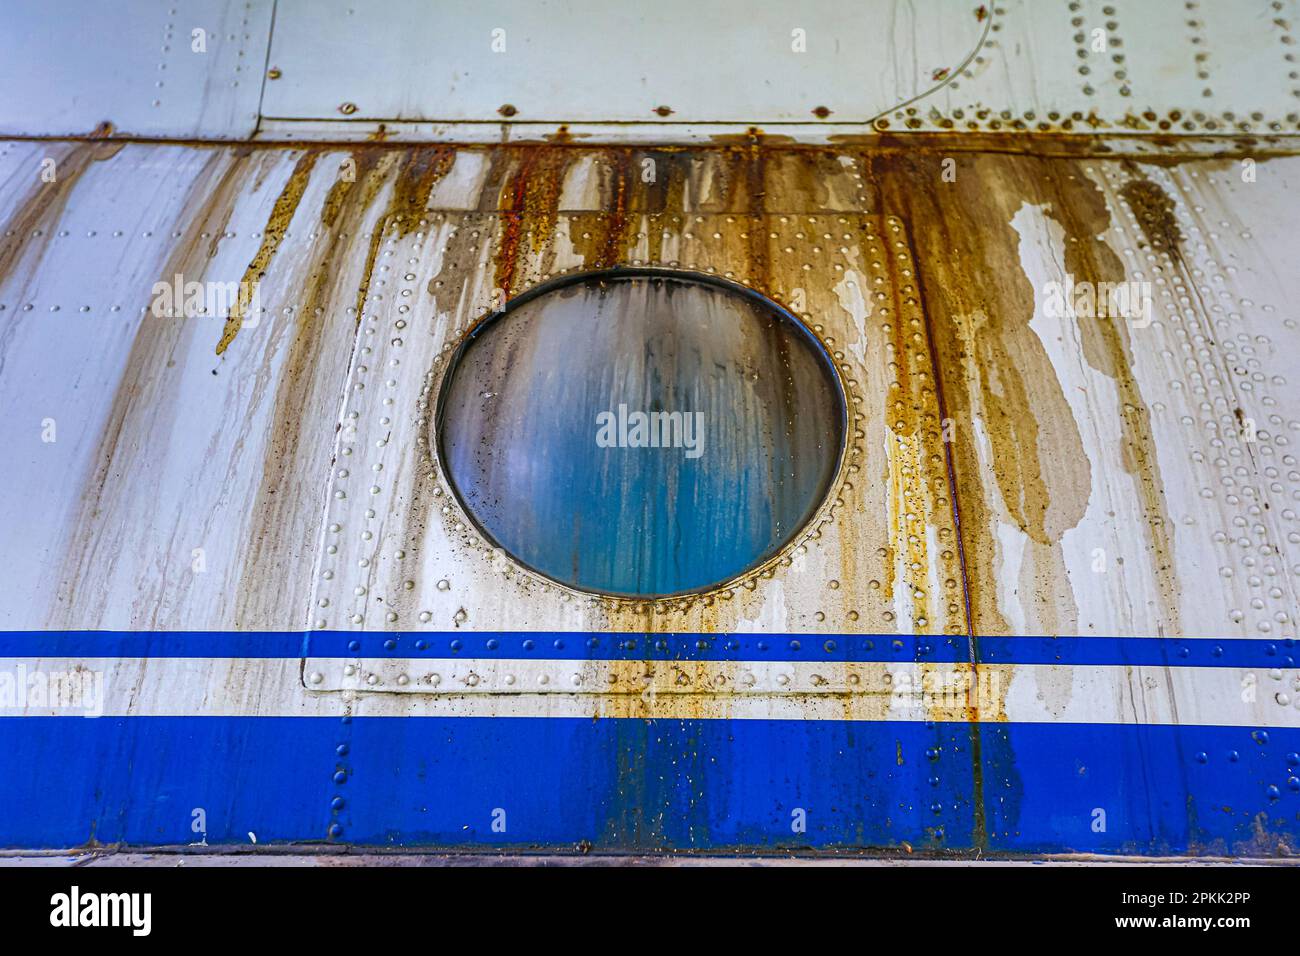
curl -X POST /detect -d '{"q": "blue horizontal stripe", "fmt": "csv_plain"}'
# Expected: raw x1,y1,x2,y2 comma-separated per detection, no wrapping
976,635,1298,669
0,631,1292,667
0,716,1295,854
0,630,970,661
304,631,975,662
0,631,313,659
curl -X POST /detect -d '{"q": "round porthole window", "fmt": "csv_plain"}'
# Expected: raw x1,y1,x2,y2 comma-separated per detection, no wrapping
436,270,845,598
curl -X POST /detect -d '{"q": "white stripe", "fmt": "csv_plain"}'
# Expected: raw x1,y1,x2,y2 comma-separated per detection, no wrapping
1,657,1297,726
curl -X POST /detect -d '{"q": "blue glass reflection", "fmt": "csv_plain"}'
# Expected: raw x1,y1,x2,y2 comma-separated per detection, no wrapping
438,273,844,597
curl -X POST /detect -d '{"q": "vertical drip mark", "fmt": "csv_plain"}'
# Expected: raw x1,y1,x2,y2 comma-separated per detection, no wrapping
215,150,319,355
1050,163,1182,634
742,130,769,292
0,142,128,378
567,149,635,271
597,148,632,270
51,149,251,626
865,152,986,851
897,215,978,645
493,147,569,299
351,147,456,329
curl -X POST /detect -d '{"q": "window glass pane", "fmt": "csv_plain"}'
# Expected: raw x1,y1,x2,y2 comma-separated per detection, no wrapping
438,272,845,597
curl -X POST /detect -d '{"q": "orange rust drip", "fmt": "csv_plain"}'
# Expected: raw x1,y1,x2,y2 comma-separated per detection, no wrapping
387,146,456,238
215,150,319,355
350,147,456,327
233,149,398,625
897,214,977,644
493,153,533,295
492,146,568,297
567,149,637,271
596,148,632,269
737,130,770,291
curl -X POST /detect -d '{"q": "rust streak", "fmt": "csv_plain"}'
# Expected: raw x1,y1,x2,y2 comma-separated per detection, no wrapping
234,148,401,625
52,149,253,625
351,147,456,327
215,151,319,355
492,146,569,297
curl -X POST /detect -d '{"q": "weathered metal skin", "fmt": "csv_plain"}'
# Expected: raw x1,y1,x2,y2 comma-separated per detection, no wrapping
1,136,1298,855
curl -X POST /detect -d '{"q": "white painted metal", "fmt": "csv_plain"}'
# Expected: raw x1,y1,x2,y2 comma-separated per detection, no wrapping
2,1,1296,142
259,0,986,125
976,168,1300,640
3,655,1295,726
0,143,375,629
0,0,274,139
255,0,1300,138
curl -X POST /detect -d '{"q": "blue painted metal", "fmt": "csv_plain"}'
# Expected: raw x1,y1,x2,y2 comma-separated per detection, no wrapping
2,631,1298,854
0,717,976,850
2,714,1296,854
981,723,1300,854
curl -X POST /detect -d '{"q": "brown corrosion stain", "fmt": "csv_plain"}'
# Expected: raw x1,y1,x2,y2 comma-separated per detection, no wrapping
1119,174,1185,257
568,149,635,270
872,152,1093,638
743,136,769,287
51,149,254,625
318,152,382,230
349,147,457,327
598,149,633,268
872,148,1182,635
765,149,865,215
215,151,319,355
387,147,457,238
492,146,571,297
233,148,401,625
717,128,771,291
1045,164,1181,633
0,141,124,295
866,206,965,638
641,150,691,264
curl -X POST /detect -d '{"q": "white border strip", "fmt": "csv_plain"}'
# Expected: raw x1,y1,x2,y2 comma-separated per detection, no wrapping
0,657,1296,726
